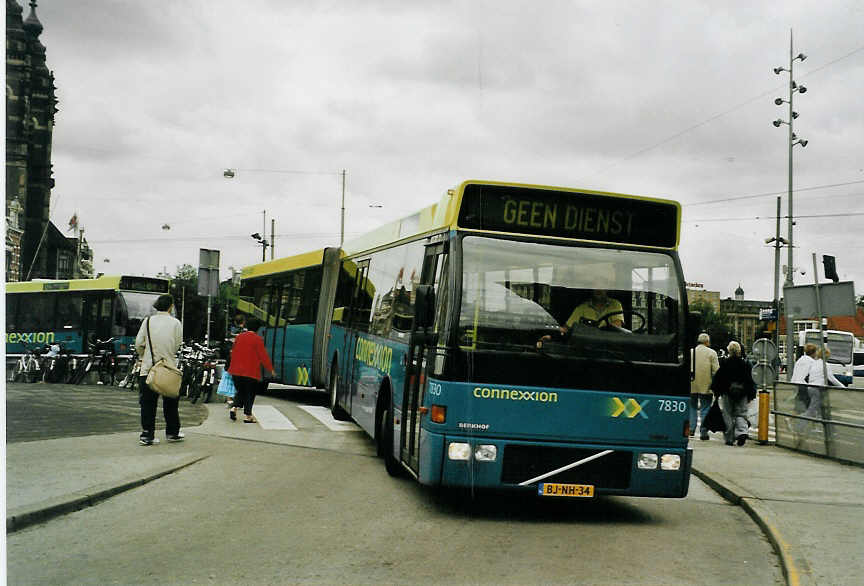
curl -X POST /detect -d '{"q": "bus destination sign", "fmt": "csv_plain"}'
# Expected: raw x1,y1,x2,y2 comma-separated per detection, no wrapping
119,276,170,293
457,184,679,248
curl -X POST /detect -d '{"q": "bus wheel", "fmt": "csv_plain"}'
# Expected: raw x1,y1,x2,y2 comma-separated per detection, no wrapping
380,406,403,477
329,362,350,421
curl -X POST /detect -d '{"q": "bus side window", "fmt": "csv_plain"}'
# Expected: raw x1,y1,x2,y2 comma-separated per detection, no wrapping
20,293,55,332
6,294,19,332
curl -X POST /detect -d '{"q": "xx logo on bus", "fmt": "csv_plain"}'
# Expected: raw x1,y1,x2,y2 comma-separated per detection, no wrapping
609,397,649,419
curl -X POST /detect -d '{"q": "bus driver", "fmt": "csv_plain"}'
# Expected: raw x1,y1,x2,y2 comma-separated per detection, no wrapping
538,274,624,348
562,277,624,331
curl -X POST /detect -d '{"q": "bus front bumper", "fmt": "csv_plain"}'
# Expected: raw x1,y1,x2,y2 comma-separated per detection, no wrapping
419,431,692,498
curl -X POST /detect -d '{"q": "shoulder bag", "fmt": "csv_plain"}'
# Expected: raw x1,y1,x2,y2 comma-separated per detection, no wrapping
144,317,182,398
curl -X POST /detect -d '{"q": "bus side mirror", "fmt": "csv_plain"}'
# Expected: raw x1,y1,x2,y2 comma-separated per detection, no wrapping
687,312,702,345
414,285,436,329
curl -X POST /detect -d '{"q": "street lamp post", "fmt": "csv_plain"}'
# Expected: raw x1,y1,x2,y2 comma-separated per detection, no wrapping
772,30,808,378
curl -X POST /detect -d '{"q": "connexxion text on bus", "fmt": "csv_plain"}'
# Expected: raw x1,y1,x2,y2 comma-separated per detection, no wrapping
6,275,170,355
239,180,696,497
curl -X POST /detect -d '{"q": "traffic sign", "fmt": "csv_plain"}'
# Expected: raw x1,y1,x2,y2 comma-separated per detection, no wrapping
752,338,778,363
751,363,775,388
759,308,777,321
751,338,777,388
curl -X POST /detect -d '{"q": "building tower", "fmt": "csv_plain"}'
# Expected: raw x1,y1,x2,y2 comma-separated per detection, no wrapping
735,284,744,301
5,0,60,280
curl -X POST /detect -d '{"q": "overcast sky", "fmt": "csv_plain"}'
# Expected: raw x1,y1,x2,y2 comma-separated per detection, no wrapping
32,0,864,301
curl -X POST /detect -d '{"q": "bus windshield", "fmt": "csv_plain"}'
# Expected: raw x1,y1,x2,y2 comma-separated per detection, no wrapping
459,236,681,363
120,292,161,335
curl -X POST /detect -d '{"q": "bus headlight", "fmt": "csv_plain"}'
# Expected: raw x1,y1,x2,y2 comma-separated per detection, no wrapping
474,444,497,462
660,454,681,470
637,453,658,469
448,442,471,461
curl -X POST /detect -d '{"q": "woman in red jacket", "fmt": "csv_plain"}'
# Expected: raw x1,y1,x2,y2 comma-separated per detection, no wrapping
227,317,275,423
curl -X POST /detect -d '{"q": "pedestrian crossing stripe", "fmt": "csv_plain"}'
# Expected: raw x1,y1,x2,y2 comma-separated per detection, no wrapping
295,366,310,386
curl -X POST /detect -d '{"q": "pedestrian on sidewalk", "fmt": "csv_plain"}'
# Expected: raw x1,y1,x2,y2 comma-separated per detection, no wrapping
710,340,756,446
135,294,184,446
228,317,275,424
793,346,847,436
791,343,818,413
223,313,247,408
690,333,720,440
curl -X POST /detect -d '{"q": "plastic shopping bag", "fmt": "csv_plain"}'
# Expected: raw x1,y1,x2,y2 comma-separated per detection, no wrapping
216,371,236,398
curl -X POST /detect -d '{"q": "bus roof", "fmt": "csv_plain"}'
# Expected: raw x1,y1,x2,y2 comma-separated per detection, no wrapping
342,180,680,255
240,249,327,281
5,275,170,294
239,180,681,277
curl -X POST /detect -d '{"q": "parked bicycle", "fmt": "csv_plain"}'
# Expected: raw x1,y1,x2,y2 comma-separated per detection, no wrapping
181,342,223,404
9,343,47,383
41,341,73,383
117,349,141,392
69,337,117,385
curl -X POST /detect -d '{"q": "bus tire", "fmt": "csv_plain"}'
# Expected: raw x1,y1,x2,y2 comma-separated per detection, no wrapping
379,406,403,477
329,361,350,421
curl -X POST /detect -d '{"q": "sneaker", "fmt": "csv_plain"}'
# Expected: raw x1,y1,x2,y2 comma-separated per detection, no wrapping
166,432,185,442
139,437,159,446
736,434,747,446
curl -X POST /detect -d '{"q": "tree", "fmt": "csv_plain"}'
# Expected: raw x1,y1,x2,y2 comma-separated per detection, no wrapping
170,264,207,342
690,300,733,351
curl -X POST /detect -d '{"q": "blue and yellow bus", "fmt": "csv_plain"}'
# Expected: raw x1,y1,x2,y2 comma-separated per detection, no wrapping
240,180,696,497
5,275,170,356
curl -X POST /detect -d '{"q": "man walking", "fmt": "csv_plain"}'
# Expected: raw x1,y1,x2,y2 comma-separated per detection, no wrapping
135,294,184,445
690,333,720,440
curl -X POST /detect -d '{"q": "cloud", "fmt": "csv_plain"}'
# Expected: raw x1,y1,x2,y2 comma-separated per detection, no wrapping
28,0,864,299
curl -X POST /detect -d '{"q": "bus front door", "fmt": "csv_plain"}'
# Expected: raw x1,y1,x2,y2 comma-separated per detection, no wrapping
340,260,370,418
401,244,446,474
82,294,113,352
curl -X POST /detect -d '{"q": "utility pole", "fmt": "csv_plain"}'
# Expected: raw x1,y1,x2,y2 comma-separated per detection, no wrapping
271,218,275,260
772,30,808,378
340,169,346,248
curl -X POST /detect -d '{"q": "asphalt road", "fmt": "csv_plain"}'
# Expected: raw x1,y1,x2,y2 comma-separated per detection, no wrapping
5,384,784,585
6,382,208,443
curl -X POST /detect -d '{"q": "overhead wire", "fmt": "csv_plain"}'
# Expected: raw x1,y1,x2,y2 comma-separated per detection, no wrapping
684,211,864,224
580,42,864,181
682,179,864,207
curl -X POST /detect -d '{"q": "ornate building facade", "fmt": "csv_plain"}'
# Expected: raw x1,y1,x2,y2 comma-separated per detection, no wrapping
5,1,86,281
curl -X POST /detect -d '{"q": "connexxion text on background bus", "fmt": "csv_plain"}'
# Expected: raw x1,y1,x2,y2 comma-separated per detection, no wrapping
239,180,697,497
6,275,170,355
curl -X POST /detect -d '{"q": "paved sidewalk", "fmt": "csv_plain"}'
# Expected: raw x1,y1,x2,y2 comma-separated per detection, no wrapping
691,435,864,586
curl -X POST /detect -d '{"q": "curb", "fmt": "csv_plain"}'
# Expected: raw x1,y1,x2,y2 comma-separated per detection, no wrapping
6,455,209,534
692,466,812,586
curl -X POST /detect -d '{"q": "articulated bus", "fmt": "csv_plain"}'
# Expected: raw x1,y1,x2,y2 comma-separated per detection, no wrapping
239,180,695,497
5,275,170,356
798,329,860,386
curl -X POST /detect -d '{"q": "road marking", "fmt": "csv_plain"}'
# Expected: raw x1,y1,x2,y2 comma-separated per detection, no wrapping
297,405,361,431
251,405,297,430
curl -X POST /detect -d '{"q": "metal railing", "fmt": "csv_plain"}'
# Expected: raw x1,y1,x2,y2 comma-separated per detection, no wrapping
772,380,864,465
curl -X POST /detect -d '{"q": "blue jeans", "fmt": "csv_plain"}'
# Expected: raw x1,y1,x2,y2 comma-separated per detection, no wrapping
690,393,713,436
